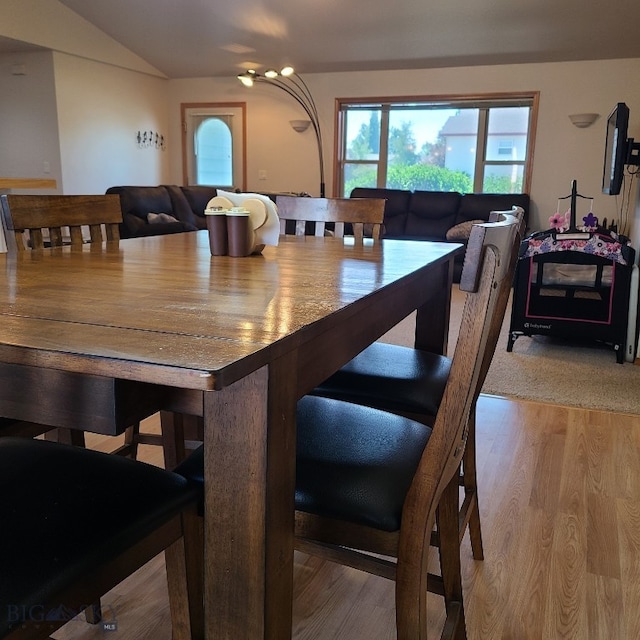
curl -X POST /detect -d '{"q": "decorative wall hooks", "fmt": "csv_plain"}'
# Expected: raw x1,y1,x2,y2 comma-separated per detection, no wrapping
136,130,166,150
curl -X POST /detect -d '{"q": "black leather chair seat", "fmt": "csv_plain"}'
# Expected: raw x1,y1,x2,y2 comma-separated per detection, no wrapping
0,437,198,636
174,445,205,516
175,396,432,533
313,342,451,417
175,445,204,486
295,396,431,532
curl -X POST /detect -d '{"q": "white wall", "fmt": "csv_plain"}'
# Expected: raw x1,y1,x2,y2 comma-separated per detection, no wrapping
53,52,170,193
0,50,62,192
0,0,170,197
0,49,172,195
168,59,640,236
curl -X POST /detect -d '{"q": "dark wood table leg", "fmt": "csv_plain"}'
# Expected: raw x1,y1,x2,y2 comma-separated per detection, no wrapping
203,354,297,640
415,256,455,355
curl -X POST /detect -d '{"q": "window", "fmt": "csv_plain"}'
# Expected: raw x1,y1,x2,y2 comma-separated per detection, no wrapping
337,93,538,196
195,117,233,185
182,103,246,190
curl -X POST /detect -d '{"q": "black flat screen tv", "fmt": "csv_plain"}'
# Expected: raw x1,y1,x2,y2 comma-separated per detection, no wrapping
602,102,629,196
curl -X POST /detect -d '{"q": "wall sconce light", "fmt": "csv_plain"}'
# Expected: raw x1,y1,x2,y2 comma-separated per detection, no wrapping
569,113,600,128
237,67,325,197
290,119,311,133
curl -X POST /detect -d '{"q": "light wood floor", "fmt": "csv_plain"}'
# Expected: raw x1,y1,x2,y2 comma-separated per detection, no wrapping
52,395,640,640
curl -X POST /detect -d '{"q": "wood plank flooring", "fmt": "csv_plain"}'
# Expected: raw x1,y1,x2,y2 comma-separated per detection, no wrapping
52,395,640,639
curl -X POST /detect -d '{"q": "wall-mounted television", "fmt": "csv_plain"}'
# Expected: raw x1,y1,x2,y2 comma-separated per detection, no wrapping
602,102,640,196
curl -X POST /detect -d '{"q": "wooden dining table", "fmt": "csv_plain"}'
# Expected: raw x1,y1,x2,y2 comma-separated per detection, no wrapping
0,230,460,639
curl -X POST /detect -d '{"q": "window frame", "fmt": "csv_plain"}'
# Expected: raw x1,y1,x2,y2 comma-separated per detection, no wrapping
335,92,539,196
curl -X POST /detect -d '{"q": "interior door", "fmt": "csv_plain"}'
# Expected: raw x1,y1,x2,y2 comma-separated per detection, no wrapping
182,103,246,190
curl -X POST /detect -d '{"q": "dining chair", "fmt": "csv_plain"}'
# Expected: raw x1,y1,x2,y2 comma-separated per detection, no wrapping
0,193,162,461
275,195,386,241
293,214,519,638
311,205,525,562
0,194,121,252
175,214,520,638
0,436,202,640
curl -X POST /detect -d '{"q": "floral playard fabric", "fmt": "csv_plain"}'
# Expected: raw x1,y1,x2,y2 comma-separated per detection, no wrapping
523,232,629,266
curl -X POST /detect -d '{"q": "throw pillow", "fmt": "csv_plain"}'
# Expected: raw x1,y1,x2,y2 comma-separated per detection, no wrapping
147,212,179,224
446,219,485,241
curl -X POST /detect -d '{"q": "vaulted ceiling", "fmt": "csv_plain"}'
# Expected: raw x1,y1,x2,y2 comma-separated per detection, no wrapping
43,0,640,79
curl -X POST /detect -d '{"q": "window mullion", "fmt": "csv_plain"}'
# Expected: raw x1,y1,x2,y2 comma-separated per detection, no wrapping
378,107,390,188
474,108,489,192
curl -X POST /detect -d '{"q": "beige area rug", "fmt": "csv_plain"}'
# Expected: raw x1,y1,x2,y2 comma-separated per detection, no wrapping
380,287,640,415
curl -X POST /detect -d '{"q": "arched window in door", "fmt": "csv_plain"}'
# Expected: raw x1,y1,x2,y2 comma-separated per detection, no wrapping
194,116,232,185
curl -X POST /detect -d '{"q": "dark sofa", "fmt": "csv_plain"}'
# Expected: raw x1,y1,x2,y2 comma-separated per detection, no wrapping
350,187,530,280
106,185,220,238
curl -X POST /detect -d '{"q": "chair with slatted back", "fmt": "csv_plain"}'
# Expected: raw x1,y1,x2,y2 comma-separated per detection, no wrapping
175,214,521,638
311,205,525,562
275,195,386,241
292,214,519,638
0,194,157,461
0,194,121,252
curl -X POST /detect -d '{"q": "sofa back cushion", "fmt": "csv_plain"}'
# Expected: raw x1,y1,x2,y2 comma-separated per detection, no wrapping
350,188,411,236
404,191,462,240
107,186,174,221
455,193,530,228
180,186,219,220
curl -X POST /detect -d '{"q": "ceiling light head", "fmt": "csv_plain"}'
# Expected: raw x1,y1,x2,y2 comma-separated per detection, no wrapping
264,69,279,78
237,70,256,87
280,66,294,77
